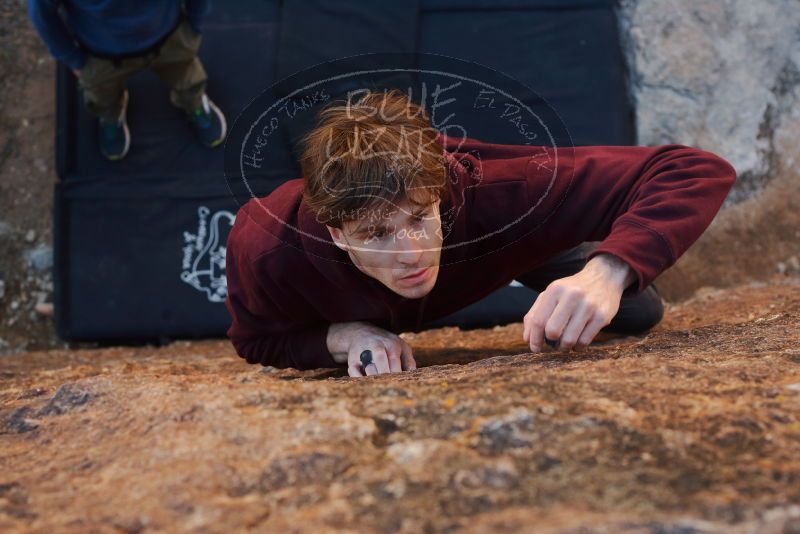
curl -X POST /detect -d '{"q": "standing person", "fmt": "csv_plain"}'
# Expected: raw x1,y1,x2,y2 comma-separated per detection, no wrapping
28,0,226,160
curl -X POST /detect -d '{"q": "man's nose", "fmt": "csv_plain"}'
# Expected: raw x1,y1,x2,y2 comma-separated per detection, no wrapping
396,230,425,265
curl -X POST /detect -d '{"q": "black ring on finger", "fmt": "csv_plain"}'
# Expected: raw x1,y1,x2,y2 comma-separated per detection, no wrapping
360,349,373,367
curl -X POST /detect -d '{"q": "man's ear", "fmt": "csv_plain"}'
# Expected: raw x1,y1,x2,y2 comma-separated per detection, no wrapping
326,225,350,251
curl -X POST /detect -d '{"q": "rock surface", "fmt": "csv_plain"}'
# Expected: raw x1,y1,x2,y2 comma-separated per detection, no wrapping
617,0,800,203
1,276,799,532
1,0,799,349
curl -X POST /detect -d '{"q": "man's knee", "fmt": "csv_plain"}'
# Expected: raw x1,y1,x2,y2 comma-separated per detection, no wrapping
603,284,664,334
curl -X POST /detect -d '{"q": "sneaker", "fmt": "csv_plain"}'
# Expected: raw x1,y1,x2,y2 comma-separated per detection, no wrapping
98,89,131,161
186,94,227,148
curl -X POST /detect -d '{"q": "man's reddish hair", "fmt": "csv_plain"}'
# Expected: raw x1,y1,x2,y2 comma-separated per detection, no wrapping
300,88,448,228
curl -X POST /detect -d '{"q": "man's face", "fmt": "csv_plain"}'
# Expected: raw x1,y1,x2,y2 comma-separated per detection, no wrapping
327,198,443,299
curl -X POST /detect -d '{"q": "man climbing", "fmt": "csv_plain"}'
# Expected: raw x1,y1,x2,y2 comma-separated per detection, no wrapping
28,0,226,161
224,89,736,377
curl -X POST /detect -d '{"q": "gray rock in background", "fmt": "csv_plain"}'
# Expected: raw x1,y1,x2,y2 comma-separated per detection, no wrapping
23,245,53,272
616,0,800,204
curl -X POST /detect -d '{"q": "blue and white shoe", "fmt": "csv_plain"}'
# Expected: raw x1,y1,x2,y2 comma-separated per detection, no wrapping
187,94,227,148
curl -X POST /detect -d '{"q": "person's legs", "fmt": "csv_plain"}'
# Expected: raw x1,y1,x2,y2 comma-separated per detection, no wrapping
149,17,207,113
514,242,664,335
78,55,129,122
149,18,226,148
77,56,143,159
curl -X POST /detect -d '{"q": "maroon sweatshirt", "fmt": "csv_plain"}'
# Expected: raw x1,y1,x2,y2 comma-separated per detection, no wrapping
224,133,736,370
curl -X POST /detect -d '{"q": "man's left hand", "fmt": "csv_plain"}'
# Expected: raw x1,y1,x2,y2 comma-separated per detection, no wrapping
522,253,636,352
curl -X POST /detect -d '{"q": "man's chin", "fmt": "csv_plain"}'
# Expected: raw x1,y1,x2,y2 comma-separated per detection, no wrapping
389,269,438,298
394,285,433,299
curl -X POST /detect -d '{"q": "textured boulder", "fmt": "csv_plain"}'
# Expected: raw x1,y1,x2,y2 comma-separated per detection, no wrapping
617,0,800,203
1,276,799,532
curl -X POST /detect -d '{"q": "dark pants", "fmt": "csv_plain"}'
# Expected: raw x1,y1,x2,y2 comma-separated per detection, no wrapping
77,17,207,122
516,241,664,334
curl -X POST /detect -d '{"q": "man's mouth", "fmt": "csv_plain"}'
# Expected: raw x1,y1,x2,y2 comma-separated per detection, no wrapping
398,267,430,284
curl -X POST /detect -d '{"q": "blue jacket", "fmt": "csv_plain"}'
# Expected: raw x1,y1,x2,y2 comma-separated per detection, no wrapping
28,0,210,70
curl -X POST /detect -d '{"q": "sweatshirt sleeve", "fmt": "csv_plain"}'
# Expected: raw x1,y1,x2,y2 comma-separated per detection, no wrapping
224,242,343,371
27,0,87,70
528,144,737,296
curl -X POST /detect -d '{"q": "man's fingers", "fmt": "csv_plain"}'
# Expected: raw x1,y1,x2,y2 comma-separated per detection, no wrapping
348,365,365,377
348,345,390,376
576,316,608,349
526,291,559,353
558,302,592,350
399,339,417,371
369,346,391,374
386,342,404,373
543,296,577,349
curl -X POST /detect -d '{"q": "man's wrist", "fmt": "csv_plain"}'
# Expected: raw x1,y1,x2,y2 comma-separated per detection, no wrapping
585,253,636,293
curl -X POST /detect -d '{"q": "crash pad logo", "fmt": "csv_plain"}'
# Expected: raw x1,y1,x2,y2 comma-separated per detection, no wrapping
180,206,235,303
224,52,572,266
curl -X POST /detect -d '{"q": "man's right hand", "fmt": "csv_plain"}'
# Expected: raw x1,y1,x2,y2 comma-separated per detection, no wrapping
327,321,417,377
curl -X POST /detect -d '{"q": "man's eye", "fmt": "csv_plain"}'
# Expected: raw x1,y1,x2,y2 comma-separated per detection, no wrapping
369,230,387,239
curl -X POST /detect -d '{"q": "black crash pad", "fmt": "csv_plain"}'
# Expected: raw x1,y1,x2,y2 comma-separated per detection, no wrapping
54,0,633,341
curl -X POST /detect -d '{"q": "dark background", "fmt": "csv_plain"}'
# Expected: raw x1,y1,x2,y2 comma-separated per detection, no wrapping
54,0,633,341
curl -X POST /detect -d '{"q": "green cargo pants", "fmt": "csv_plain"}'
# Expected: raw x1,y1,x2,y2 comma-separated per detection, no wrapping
76,17,207,123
